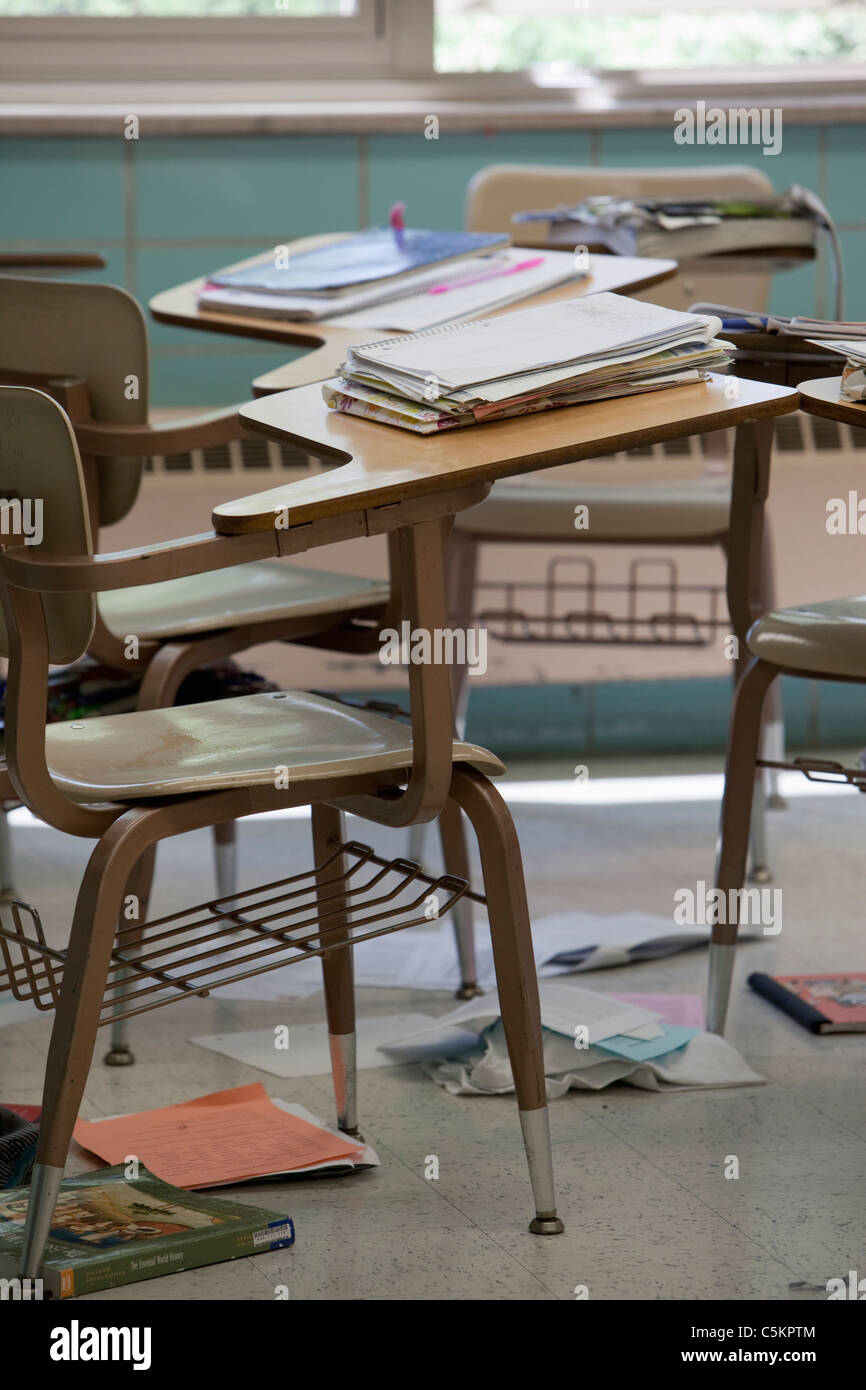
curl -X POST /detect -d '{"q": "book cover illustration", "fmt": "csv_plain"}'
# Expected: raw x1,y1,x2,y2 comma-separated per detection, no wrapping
0,1177,227,1250
780,974,866,1024
0,1165,294,1297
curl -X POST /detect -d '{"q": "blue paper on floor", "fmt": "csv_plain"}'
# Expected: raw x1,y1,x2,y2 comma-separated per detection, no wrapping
595,1024,700,1062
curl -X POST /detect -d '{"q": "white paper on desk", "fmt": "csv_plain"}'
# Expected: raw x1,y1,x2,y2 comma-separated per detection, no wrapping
330,250,582,333
806,337,866,361
350,293,719,393
189,1012,478,1078
380,983,660,1050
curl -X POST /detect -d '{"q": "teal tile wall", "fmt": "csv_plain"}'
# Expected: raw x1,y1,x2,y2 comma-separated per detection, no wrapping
0,136,126,240
341,675,860,760
366,128,593,228
134,135,361,241
1,122,861,409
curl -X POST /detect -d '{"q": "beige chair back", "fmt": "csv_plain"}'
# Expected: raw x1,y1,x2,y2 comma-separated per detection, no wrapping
465,163,777,313
0,276,149,527
0,386,95,664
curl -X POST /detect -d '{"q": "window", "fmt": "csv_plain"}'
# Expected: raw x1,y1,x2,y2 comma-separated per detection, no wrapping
435,0,866,72
0,0,433,80
0,0,863,84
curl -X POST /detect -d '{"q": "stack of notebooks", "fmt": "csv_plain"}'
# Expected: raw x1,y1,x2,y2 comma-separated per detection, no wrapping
805,338,866,402
323,292,730,434
688,304,866,340
199,226,581,331
513,187,826,260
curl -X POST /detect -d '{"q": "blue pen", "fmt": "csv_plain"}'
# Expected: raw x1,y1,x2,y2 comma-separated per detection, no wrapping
720,315,770,332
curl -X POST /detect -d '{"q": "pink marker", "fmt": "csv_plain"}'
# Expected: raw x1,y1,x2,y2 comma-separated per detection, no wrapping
389,201,407,253
429,255,545,294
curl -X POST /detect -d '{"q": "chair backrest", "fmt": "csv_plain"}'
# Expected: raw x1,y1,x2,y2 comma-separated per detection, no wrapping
0,276,149,528
0,386,95,665
465,163,778,314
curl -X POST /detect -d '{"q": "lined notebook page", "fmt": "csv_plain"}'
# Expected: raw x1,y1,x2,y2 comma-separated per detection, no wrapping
349,293,713,391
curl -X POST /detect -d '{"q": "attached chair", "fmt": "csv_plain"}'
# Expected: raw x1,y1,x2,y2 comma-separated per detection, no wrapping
446,163,791,877
0,386,563,1277
0,276,486,1020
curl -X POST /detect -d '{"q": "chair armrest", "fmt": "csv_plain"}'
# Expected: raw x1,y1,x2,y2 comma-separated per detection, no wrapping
75,405,245,458
1,529,278,594
0,252,107,269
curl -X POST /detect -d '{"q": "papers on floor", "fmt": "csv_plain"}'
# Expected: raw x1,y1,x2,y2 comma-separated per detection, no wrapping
381,983,761,1098
323,292,730,434
426,1025,763,1098
381,982,663,1049
73,1083,376,1189
200,248,582,330
215,909,757,1002
190,1012,477,1078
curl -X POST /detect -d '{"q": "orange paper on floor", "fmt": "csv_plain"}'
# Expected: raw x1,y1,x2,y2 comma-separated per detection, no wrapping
73,1082,364,1189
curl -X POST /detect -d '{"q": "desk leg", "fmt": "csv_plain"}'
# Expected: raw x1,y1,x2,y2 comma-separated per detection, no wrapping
710,418,777,1031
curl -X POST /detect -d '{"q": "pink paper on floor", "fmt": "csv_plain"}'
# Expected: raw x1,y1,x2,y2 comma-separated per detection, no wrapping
610,993,705,1028
74,1082,364,1189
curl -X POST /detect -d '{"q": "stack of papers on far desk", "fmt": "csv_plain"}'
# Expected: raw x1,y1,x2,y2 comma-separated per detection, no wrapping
323,292,730,434
200,247,580,331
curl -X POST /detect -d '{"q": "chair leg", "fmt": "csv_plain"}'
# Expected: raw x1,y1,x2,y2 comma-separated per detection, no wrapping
213,820,238,899
437,797,481,999
311,802,359,1138
21,817,149,1278
446,529,479,742
708,658,778,1037
756,515,787,812
0,804,16,900
406,820,428,868
103,845,156,1068
747,779,771,885
450,765,563,1235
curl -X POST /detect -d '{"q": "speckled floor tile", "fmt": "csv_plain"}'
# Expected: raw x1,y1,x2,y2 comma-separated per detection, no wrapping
2,759,865,1300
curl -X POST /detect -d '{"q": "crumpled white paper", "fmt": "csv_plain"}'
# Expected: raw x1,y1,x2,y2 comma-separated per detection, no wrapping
423,1021,763,1099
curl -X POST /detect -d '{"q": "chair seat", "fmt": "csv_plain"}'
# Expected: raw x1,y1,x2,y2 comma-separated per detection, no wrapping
98,561,388,641
748,596,866,677
453,478,731,541
44,690,504,802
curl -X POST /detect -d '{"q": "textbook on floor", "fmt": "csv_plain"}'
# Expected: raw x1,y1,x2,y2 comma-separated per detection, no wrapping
0,1165,294,1298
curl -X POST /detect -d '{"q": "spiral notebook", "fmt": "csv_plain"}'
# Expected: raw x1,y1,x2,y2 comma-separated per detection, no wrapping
324,292,728,433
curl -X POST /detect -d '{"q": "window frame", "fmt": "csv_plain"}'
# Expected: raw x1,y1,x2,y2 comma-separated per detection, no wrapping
0,0,862,97
0,0,436,82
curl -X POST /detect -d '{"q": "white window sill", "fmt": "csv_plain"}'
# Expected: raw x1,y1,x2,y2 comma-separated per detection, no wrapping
1,73,865,135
